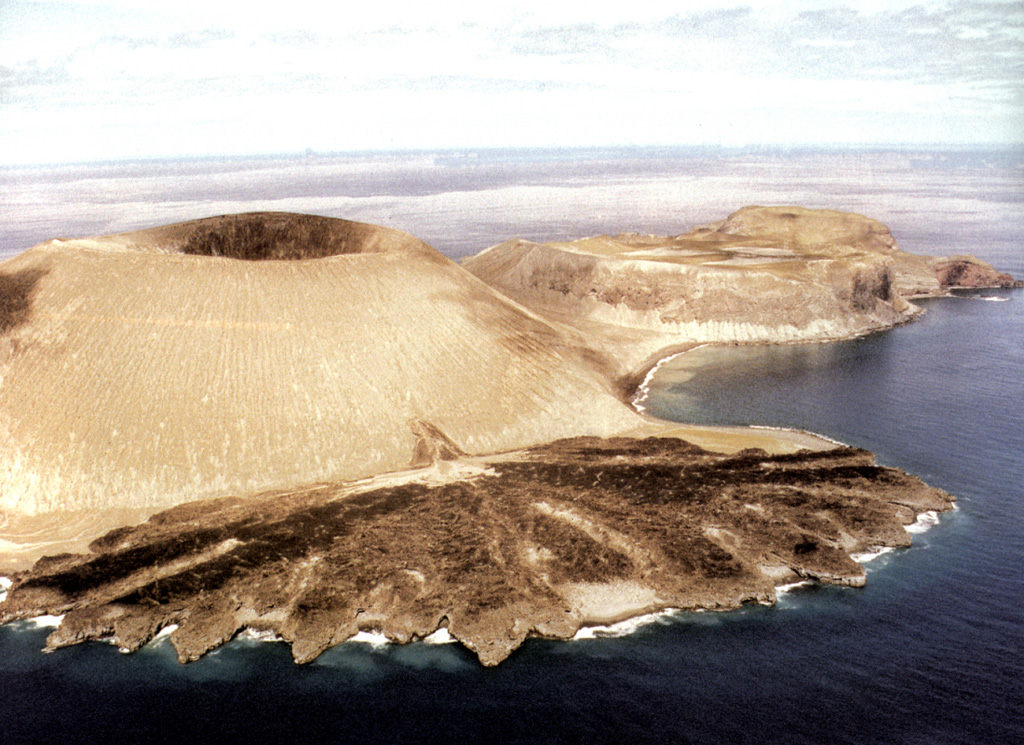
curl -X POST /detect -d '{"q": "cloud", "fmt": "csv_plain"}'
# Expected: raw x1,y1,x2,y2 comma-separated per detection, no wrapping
166,27,236,49
658,7,757,37
260,30,321,48
501,3,1023,87
508,24,607,57
783,3,1024,84
0,60,71,88
0,1,1021,161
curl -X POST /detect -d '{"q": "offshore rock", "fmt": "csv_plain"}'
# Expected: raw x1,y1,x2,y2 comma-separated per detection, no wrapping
931,255,1023,289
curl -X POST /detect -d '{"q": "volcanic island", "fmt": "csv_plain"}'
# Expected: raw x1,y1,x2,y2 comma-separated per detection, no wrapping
0,207,1016,665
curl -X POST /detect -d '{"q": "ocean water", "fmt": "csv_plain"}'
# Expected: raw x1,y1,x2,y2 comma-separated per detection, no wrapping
3,146,1022,262
1,148,1022,744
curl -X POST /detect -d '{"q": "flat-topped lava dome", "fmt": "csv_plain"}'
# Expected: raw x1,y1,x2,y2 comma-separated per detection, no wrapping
460,205,993,380
0,213,640,560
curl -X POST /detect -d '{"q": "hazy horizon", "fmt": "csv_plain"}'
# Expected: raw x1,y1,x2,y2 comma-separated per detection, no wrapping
4,147,1022,268
2,1,1022,165
2,141,1021,173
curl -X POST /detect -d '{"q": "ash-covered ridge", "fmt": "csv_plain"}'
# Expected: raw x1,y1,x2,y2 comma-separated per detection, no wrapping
462,205,1020,381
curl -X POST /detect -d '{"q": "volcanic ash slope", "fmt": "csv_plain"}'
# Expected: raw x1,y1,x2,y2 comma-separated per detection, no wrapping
0,213,639,523
460,206,972,378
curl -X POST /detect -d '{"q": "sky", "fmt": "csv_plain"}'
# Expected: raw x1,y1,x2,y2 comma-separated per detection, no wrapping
0,0,1022,163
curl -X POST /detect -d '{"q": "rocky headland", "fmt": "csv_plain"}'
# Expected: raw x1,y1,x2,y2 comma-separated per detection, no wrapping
461,205,1016,382
0,207,1013,665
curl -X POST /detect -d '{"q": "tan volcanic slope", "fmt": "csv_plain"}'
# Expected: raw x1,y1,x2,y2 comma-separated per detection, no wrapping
461,205,1016,381
1,212,836,568
0,214,643,524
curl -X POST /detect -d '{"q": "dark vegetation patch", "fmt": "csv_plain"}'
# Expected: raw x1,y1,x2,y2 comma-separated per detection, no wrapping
123,555,241,605
758,446,868,464
527,513,633,582
850,267,893,311
22,527,231,596
794,539,819,555
0,435,953,665
179,213,377,261
145,496,248,526
693,537,744,578
497,444,890,509
0,266,47,334
294,585,355,619
20,442,898,602
532,436,709,461
88,526,137,551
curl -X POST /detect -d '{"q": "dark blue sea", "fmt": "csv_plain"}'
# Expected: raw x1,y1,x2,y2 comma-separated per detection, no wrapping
1,148,1022,744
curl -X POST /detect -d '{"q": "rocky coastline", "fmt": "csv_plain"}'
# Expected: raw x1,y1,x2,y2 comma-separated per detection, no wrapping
0,437,954,666
0,207,1016,665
